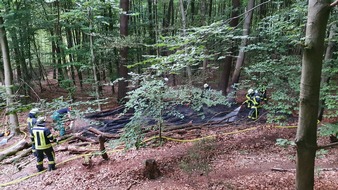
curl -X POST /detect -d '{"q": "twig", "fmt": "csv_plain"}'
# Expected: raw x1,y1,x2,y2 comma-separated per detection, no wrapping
317,141,338,150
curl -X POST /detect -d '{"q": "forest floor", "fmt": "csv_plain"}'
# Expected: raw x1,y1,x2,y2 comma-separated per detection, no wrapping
0,80,338,190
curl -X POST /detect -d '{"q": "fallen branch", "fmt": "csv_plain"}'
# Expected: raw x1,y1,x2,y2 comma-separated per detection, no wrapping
144,123,197,137
88,127,119,139
2,147,33,164
271,167,295,172
317,141,338,150
67,145,97,154
272,167,338,172
0,139,29,162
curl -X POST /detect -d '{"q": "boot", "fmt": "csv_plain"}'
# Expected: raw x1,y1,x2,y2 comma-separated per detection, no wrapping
37,165,45,172
48,164,56,171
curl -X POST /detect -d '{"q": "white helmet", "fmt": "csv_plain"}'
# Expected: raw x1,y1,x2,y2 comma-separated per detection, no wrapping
204,83,209,89
29,108,39,115
248,89,254,94
37,116,46,125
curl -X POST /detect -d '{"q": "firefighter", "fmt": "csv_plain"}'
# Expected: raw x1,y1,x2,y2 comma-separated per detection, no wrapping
51,107,71,137
243,88,266,120
30,117,57,172
248,90,263,120
27,108,39,156
243,89,255,109
27,108,39,133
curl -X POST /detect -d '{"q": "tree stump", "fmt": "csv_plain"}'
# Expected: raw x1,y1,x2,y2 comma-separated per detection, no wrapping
143,159,161,179
82,155,93,168
98,135,109,160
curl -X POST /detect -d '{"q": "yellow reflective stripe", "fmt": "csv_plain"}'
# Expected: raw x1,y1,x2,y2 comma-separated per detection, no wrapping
37,161,43,165
33,128,53,150
48,161,55,164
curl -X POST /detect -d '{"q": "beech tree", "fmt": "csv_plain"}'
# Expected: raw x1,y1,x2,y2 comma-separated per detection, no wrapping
0,16,20,135
117,0,129,102
296,1,331,189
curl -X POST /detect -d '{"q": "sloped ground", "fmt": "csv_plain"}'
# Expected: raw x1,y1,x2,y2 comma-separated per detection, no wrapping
0,121,338,190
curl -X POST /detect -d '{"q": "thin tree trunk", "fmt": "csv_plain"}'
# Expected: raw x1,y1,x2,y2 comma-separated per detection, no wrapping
229,0,255,93
0,17,20,135
117,0,130,102
219,0,240,95
179,0,192,85
318,23,336,121
296,1,330,189
88,7,101,110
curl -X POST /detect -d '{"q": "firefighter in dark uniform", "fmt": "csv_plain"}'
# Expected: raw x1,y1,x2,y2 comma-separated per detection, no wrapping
244,89,267,120
27,108,39,156
244,89,255,109
27,108,39,133
31,117,57,172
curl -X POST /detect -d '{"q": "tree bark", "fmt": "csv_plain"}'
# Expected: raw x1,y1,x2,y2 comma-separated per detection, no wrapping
219,0,240,95
0,16,20,135
179,0,192,85
318,23,336,121
117,0,130,102
229,0,255,94
88,127,119,139
0,139,29,162
98,135,109,160
88,7,101,110
296,1,331,190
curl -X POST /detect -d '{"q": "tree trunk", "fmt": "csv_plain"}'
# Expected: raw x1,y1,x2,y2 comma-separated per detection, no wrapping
0,16,20,135
89,7,101,110
219,0,240,95
318,23,336,121
179,0,192,85
296,1,330,190
229,0,255,96
118,0,130,102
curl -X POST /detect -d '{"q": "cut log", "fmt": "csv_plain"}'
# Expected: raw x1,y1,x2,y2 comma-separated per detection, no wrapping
98,135,109,160
2,147,33,164
67,145,97,154
88,127,119,139
144,124,200,137
0,139,29,162
143,159,161,179
73,135,97,143
82,155,93,168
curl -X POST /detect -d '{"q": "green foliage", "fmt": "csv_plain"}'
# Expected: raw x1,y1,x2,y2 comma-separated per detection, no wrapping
315,149,328,159
275,138,295,147
60,79,76,99
241,1,307,123
179,139,216,175
119,74,232,149
319,123,338,137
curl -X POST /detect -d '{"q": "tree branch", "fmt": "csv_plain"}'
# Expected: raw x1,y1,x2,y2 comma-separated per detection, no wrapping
317,141,338,150
331,0,338,7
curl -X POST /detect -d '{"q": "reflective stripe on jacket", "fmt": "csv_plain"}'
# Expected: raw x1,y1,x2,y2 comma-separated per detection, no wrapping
31,126,54,150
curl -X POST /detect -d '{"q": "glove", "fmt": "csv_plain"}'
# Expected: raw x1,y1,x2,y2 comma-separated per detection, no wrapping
53,138,59,144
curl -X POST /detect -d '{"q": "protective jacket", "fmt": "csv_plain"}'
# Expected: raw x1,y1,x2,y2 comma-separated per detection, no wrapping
31,124,55,150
